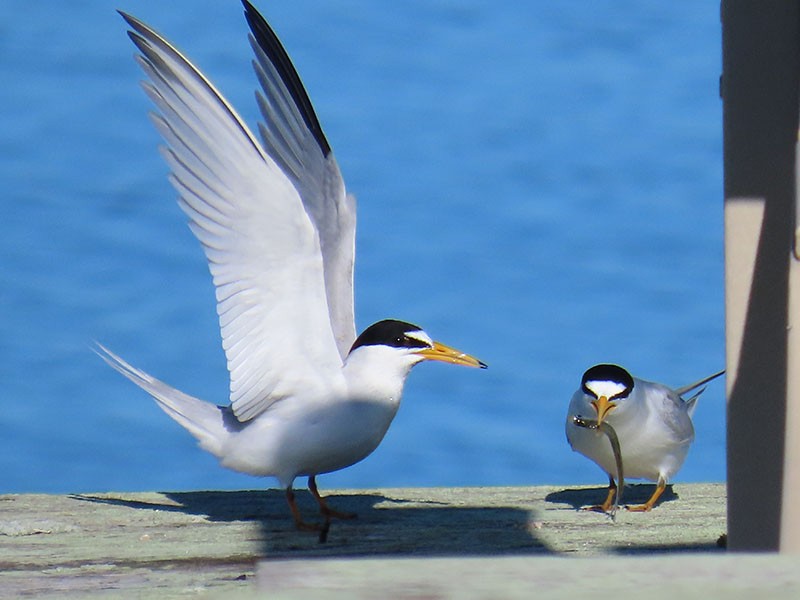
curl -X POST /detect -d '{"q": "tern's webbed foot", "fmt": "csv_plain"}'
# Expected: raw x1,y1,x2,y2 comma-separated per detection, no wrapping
623,479,666,513
321,506,357,520
290,518,331,543
624,503,654,513
581,504,612,514
580,477,618,515
308,475,357,521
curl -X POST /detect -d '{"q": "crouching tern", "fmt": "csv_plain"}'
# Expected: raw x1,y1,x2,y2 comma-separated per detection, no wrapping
100,1,486,534
566,364,724,513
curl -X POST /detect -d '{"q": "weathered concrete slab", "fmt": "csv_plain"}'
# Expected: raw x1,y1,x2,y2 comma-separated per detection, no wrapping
256,554,800,600
0,483,789,598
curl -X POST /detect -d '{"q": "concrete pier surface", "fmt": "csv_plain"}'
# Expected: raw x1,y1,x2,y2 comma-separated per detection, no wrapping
1,483,797,598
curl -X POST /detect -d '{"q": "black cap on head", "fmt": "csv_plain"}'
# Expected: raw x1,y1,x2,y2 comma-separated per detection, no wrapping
350,319,429,353
581,364,634,398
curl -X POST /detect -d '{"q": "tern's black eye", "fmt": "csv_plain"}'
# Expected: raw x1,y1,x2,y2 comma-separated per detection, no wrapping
394,333,430,350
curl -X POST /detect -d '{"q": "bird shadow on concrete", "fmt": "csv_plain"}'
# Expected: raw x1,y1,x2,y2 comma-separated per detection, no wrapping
607,538,727,555
544,483,678,511
542,485,725,554
71,489,551,558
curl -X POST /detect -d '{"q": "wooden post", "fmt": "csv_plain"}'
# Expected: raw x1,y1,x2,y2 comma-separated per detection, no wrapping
721,0,800,551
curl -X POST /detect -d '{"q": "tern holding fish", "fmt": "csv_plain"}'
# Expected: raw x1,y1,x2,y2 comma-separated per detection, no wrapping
566,364,724,513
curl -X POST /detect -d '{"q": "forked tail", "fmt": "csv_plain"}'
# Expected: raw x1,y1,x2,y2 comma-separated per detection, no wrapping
676,369,726,418
95,344,228,457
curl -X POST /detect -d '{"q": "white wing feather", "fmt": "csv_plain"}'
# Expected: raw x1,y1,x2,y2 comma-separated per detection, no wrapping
122,12,345,422
243,3,357,359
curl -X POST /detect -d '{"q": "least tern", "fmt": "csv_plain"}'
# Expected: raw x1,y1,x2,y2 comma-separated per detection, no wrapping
100,1,486,533
566,364,724,513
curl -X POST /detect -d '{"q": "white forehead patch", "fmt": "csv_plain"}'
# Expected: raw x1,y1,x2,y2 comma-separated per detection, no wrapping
406,330,433,347
585,379,627,399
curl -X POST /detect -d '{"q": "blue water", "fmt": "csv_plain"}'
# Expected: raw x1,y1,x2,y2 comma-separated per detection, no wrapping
1,1,724,494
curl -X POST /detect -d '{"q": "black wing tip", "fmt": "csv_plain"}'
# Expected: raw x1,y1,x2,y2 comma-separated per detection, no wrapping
120,2,333,158
118,9,144,32
240,0,332,157
241,0,259,19
118,10,166,68
118,10,156,48
118,12,149,58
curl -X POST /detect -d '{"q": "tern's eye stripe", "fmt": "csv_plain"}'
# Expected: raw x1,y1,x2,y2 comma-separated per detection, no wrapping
350,319,429,352
395,334,430,350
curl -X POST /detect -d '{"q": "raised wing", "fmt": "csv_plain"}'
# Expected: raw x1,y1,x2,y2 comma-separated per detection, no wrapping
242,1,357,359
121,11,344,421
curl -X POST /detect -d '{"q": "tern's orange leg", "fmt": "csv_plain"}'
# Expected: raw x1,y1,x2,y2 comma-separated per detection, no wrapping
308,475,357,520
583,475,617,513
285,486,322,531
625,477,666,512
